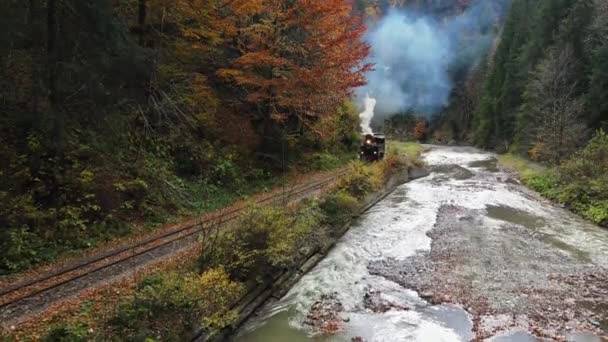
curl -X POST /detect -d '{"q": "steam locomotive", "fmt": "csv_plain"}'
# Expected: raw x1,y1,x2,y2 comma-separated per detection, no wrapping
359,133,386,162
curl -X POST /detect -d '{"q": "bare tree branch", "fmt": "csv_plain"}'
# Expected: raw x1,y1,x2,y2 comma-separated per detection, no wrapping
526,46,586,163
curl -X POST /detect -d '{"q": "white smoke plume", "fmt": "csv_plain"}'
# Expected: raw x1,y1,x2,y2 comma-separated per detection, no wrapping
356,0,511,123
359,94,377,134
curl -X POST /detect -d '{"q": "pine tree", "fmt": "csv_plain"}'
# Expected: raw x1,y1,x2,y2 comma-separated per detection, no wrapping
474,0,596,152
473,0,531,149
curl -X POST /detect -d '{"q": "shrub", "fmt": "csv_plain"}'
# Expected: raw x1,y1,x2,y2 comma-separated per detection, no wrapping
268,203,322,267
336,163,381,199
115,179,149,210
319,190,359,228
583,200,608,226
202,204,322,282
0,226,42,273
380,147,415,179
558,129,608,190
525,171,561,196
303,152,342,171
505,130,608,227
110,269,243,340
553,130,608,226
42,324,89,342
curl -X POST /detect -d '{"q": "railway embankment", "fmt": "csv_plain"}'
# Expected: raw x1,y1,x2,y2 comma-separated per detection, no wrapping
1,143,426,341
203,160,429,342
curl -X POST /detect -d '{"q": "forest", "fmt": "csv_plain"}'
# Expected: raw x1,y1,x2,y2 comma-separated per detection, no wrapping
432,0,608,156
0,0,371,273
433,0,608,227
2,0,607,274
1,0,608,340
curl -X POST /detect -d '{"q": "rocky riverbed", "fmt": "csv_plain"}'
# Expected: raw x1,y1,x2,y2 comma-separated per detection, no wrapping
369,205,608,340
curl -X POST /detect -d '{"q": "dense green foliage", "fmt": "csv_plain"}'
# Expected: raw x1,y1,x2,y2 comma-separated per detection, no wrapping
472,0,607,155
201,204,322,282
464,0,608,227
500,130,608,227
109,268,243,340
543,130,608,226
0,0,364,274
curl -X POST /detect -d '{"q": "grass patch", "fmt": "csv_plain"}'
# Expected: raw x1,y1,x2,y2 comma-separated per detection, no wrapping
498,154,547,182
387,141,426,161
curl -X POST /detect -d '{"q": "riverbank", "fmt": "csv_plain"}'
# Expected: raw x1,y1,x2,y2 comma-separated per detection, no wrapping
208,159,429,342
498,151,608,229
2,143,425,341
194,142,427,341
495,131,608,229
236,145,608,341
370,204,608,339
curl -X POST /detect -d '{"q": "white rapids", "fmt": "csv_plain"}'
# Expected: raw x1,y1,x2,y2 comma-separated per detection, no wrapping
235,146,608,342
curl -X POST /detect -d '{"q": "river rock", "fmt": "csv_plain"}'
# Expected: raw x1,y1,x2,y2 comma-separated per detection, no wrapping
363,288,409,313
304,292,344,335
419,291,434,301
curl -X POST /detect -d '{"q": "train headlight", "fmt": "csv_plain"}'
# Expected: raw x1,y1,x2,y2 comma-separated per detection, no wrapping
374,151,377,154
366,139,372,144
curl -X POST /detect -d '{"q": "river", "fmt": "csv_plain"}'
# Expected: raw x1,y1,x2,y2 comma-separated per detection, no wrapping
234,146,608,341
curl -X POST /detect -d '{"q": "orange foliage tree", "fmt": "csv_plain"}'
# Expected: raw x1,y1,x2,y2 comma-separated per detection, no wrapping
414,119,427,141
218,0,372,135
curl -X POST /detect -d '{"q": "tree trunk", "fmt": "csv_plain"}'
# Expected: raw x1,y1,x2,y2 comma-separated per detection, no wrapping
29,0,41,112
29,0,39,26
47,0,63,147
138,0,147,46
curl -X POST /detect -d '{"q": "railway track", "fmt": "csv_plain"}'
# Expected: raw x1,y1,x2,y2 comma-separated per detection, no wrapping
0,170,347,325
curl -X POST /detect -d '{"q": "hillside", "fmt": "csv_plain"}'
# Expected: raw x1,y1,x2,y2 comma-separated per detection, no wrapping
0,0,369,274
434,0,608,227
3,1,608,341
435,0,607,153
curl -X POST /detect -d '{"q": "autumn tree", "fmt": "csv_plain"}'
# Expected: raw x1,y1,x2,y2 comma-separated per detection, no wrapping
525,47,586,163
218,0,371,138
414,119,427,141
0,0,372,273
